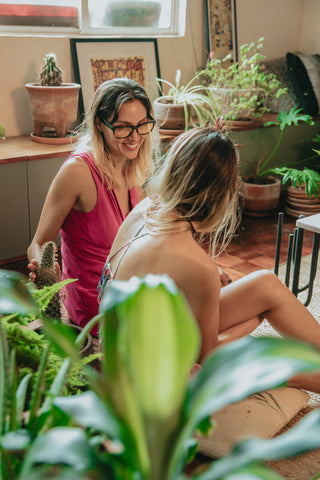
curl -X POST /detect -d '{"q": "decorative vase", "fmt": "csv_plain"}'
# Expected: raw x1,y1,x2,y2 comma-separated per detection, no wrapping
25,82,81,139
240,176,281,217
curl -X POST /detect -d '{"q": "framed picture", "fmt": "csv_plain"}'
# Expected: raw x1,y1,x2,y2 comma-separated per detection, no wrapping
205,0,238,62
70,38,161,116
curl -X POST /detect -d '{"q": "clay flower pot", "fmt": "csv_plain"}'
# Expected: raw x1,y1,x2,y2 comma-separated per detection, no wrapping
26,82,81,138
240,176,281,217
285,183,320,218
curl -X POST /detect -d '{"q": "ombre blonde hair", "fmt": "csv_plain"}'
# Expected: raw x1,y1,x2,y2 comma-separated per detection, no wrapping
145,127,240,256
73,77,154,190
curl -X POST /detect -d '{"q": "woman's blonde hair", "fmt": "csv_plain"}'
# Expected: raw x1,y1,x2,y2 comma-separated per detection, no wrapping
145,127,240,255
73,77,154,190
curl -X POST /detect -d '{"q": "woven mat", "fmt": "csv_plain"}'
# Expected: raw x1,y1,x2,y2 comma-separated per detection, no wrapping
253,255,320,479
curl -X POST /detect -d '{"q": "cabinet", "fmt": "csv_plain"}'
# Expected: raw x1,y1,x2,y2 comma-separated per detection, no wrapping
0,161,29,260
0,136,72,261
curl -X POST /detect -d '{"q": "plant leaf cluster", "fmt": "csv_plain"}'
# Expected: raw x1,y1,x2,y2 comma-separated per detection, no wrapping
199,38,287,120
2,272,320,479
156,69,218,130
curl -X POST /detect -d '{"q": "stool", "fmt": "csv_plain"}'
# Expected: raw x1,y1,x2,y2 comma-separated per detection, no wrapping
274,212,320,306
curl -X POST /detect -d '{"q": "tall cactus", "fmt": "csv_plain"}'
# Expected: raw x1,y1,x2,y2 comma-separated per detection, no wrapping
40,53,63,86
35,241,61,320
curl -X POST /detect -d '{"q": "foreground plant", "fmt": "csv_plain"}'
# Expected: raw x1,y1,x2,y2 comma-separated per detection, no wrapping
9,274,320,480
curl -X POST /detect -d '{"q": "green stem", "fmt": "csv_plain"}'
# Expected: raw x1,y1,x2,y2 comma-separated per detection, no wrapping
256,128,284,179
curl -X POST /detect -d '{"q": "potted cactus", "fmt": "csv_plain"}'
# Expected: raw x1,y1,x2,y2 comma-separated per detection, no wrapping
25,53,81,142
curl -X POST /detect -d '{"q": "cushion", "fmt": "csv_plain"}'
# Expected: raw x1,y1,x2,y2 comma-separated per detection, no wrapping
194,387,310,458
263,57,297,113
286,52,320,115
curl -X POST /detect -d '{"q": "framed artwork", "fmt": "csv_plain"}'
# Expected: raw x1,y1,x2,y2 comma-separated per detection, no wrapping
70,38,161,116
205,0,238,62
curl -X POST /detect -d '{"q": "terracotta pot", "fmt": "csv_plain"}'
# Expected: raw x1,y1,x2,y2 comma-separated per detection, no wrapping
285,183,320,218
153,97,189,131
26,82,81,138
240,176,281,217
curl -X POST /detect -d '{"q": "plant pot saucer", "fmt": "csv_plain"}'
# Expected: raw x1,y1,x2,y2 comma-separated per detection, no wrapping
30,131,79,145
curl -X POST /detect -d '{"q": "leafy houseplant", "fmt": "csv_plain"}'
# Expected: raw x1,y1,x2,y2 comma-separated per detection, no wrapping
4,272,320,480
199,37,287,122
153,69,218,132
240,107,317,216
25,53,80,140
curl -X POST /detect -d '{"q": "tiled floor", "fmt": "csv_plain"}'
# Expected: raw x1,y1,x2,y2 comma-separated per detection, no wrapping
0,212,314,279
216,212,314,281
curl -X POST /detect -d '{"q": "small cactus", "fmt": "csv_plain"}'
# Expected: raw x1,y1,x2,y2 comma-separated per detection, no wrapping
35,241,61,320
40,53,63,86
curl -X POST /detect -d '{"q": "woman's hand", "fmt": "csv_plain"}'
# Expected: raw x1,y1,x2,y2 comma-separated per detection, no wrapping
27,258,39,282
218,267,232,287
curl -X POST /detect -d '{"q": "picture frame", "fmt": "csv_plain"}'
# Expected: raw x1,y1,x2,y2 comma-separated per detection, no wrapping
204,0,238,62
70,38,161,116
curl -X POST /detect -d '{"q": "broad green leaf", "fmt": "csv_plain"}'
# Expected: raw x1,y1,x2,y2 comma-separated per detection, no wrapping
100,274,201,480
0,124,5,139
194,409,320,480
20,427,92,475
0,270,36,315
0,429,31,451
168,336,320,479
54,391,123,441
207,461,284,480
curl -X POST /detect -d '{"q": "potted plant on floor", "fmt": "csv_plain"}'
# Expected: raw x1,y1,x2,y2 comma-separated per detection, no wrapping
153,69,218,134
25,53,81,143
239,107,317,216
198,37,287,129
4,272,320,479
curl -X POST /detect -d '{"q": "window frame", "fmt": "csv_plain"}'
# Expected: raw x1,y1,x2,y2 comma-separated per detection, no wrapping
0,0,186,37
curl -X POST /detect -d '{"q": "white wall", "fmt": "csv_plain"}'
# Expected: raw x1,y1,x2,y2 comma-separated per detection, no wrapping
236,0,304,59
0,0,319,138
300,0,320,53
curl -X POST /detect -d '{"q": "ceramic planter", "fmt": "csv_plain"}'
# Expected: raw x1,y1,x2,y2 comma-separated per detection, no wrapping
25,82,81,138
285,183,320,218
153,97,190,132
240,176,281,217
210,86,261,122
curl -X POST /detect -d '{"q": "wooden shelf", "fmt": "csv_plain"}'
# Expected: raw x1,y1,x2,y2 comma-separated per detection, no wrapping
0,135,74,164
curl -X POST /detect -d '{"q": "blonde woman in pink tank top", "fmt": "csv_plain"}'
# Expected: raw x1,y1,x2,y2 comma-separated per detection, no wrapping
27,78,155,335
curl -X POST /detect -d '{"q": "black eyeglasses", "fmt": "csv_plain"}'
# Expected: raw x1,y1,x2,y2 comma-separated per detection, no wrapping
101,118,156,139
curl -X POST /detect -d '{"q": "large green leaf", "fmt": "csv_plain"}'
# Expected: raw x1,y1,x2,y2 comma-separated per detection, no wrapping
54,391,124,440
99,274,201,480
194,409,320,480
19,427,93,476
168,336,320,479
0,270,36,315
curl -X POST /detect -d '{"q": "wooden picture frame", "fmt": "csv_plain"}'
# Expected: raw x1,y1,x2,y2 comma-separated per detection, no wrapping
70,38,161,116
205,0,238,62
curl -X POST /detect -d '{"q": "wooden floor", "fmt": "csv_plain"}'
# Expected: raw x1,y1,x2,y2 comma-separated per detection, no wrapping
0,211,314,280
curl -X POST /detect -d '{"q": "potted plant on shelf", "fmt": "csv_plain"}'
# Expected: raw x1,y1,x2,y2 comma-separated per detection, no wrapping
25,53,81,143
239,107,317,216
198,37,287,129
153,69,218,134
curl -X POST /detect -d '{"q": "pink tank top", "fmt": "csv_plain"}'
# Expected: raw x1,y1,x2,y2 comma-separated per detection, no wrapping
60,153,138,335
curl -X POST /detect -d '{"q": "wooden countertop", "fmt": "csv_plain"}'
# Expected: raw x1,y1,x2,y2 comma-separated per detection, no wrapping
0,135,75,164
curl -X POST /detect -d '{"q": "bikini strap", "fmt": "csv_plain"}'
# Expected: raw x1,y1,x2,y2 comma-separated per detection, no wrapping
112,224,148,278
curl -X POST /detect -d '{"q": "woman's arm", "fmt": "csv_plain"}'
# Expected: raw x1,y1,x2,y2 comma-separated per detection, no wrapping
27,157,91,280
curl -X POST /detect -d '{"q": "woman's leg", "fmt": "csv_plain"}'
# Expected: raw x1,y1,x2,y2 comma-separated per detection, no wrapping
219,269,320,348
219,270,320,392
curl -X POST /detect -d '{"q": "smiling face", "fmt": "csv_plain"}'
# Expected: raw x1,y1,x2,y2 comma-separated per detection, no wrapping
98,99,149,165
